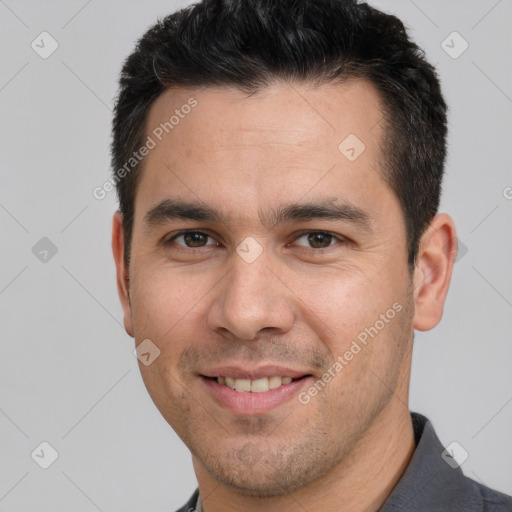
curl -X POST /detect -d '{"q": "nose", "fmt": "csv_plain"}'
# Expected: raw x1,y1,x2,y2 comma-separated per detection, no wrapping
207,250,296,341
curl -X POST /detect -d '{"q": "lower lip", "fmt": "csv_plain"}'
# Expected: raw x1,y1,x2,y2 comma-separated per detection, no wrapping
201,376,312,414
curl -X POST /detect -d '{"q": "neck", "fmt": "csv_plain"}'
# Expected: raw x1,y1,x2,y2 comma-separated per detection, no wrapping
193,399,415,512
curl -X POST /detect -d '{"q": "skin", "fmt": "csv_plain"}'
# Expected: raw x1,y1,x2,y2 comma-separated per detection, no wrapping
112,79,457,512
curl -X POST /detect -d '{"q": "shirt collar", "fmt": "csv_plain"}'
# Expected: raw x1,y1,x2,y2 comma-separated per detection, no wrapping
379,412,481,512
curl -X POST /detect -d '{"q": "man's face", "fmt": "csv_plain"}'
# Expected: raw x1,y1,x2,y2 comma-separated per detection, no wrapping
118,80,417,496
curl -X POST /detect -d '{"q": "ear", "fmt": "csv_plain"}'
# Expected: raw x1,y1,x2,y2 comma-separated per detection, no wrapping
112,211,134,337
412,213,458,331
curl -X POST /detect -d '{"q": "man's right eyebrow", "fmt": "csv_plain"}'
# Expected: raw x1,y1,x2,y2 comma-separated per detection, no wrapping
143,199,226,227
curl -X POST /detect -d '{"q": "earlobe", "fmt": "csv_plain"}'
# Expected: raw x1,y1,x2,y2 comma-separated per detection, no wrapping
112,211,134,337
412,214,458,332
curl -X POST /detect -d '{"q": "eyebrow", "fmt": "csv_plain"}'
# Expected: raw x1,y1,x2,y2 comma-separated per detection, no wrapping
143,198,372,232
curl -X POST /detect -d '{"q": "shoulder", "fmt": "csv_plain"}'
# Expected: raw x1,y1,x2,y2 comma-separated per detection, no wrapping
466,477,512,512
381,413,512,512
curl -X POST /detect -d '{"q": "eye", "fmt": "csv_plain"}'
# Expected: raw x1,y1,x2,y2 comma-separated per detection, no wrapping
292,231,346,249
165,230,346,251
168,231,220,248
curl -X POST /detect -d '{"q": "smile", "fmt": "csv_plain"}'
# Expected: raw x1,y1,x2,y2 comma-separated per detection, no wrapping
212,375,299,392
201,374,312,414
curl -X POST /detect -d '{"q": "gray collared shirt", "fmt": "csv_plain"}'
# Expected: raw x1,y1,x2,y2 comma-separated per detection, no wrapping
175,412,512,512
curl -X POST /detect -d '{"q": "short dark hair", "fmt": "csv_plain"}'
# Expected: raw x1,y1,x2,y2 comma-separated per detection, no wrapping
111,0,447,272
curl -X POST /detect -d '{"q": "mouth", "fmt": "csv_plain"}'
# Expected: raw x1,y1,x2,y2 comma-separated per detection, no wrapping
203,375,311,393
200,372,313,414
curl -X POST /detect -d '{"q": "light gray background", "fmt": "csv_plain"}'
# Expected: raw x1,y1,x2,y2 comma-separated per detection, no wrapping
1,0,511,510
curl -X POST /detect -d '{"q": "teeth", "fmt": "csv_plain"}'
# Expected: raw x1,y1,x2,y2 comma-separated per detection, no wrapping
216,376,296,392
251,378,269,393
268,376,282,389
234,379,251,392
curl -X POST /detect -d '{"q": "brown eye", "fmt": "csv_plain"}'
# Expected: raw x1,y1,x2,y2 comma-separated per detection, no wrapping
170,231,218,248
294,231,342,249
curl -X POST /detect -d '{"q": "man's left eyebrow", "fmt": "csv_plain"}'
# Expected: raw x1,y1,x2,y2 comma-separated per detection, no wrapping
262,200,373,232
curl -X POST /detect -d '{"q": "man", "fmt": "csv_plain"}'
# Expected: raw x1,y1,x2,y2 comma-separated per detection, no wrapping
110,0,512,510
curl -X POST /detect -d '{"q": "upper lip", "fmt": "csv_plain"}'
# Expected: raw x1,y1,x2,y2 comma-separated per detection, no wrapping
200,365,311,380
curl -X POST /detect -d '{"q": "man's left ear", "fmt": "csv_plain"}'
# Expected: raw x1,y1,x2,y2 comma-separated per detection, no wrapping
412,213,458,331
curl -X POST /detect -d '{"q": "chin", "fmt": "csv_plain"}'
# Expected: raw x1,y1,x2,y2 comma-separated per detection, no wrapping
194,439,336,498
209,467,304,498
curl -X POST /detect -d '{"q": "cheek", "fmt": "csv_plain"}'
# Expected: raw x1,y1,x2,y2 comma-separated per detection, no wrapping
293,269,388,343
293,266,409,392
130,265,214,342
130,269,201,403
128,268,219,399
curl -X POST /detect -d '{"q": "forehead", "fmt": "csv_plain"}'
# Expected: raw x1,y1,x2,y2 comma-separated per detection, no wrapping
135,79,392,228
145,79,383,150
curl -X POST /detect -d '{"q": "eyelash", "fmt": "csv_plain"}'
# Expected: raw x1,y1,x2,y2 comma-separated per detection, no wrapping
165,230,347,252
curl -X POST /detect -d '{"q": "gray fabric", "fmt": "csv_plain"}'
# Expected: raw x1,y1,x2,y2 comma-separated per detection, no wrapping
196,492,203,512
176,488,199,512
174,413,512,512
379,413,512,512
